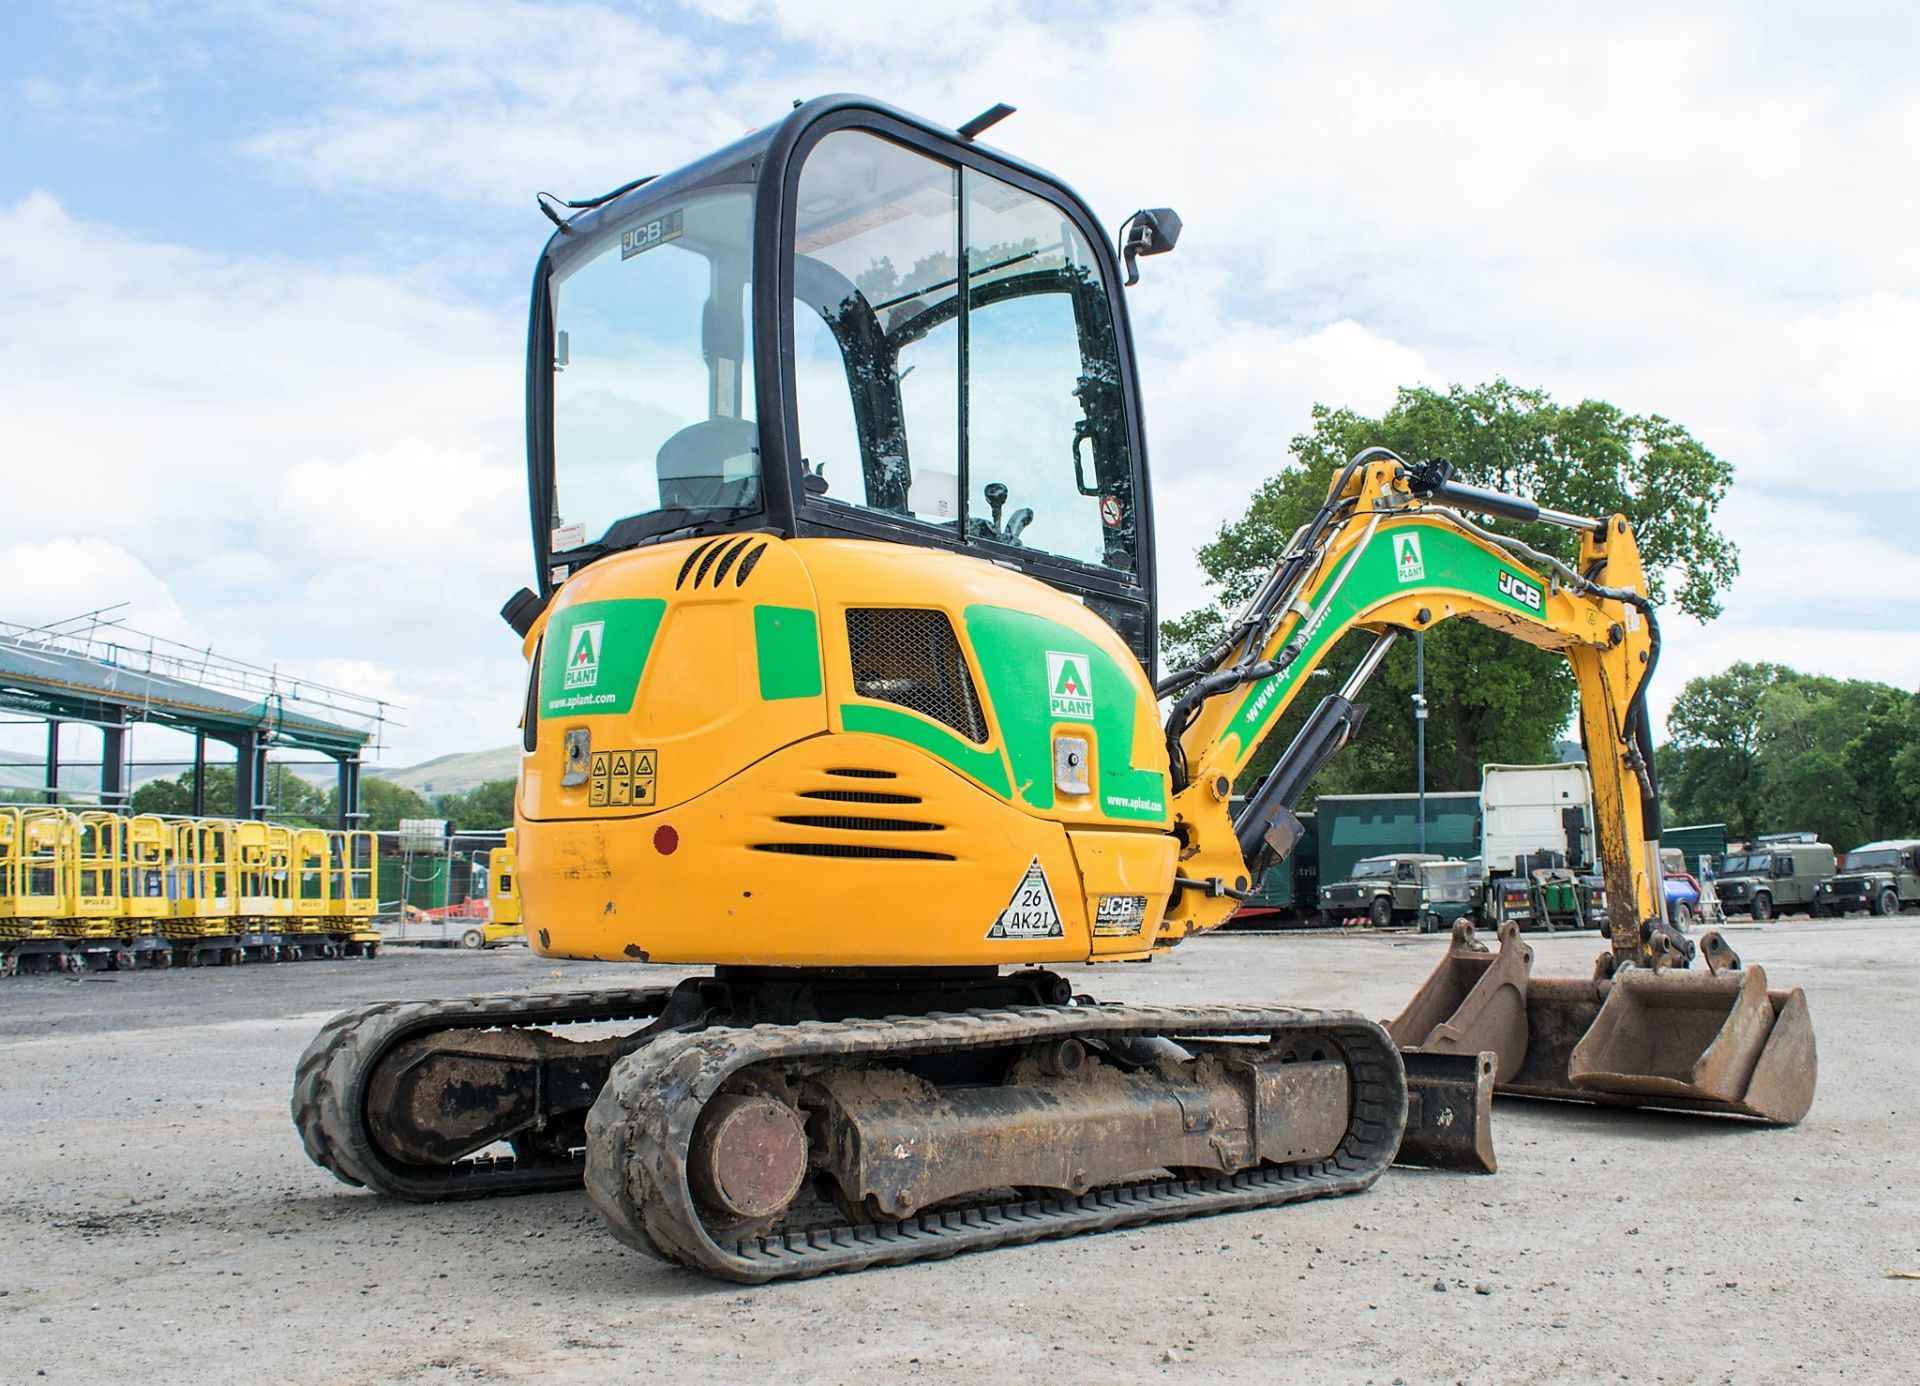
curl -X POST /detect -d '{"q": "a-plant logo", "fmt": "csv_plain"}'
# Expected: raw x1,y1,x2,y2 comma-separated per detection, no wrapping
1394,532,1425,583
1498,571,1544,611
564,620,605,690
1046,651,1094,720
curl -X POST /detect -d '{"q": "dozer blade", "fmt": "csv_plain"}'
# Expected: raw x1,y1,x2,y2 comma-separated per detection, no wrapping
1384,920,1532,1083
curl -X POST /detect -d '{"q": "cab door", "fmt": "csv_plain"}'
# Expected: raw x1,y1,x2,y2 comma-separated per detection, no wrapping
785,121,1156,666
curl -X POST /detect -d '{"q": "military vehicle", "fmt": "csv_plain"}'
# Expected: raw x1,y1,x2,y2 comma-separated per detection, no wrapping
1320,853,1442,928
1714,836,1836,920
1815,840,1920,917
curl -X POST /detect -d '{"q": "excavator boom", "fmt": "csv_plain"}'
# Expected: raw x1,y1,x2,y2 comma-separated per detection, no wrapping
1151,449,1815,1123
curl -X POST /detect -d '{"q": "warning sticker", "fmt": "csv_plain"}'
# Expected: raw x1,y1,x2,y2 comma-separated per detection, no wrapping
986,857,1064,940
1100,495,1123,528
1092,894,1149,937
588,748,657,809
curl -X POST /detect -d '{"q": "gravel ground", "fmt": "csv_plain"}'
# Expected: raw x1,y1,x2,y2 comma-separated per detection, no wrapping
1,919,1915,1384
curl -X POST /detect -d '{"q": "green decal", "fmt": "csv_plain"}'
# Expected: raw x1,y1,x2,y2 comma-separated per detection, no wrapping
754,605,823,700
963,606,1168,823
840,703,1012,797
538,598,666,719
1227,521,1549,751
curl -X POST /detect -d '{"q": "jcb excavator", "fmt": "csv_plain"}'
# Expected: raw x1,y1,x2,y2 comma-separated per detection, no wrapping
295,95,1816,1282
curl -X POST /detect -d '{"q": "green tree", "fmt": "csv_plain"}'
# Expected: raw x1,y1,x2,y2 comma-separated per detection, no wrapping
1164,381,1739,794
1660,662,1791,835
436,779,516,832
130,765,238,816
351,776,437,832
1662,664,1920,847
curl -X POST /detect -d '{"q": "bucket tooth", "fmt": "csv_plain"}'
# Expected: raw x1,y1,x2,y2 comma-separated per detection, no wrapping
1384,920,1532,1084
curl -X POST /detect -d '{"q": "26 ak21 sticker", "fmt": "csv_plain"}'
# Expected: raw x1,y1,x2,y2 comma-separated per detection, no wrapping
986,857,1064,939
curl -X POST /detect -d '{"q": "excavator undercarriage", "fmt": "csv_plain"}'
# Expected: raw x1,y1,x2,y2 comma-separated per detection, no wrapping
296,970,1441,1282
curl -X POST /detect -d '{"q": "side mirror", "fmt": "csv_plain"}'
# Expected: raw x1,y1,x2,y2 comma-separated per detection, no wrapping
1119,207,1182,286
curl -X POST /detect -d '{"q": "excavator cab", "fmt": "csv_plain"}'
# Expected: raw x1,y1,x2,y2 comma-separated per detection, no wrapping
521,96,1162,664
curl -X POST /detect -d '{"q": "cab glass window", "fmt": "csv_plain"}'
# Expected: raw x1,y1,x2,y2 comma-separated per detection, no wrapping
964,168,1133,572
793,132,961,527
791,131,1135,572
550,188,759,550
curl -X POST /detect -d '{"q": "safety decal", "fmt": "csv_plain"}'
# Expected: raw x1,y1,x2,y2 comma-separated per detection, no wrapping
986,857,1064,940
1100,495,1124,528
1046,651,1094,720
1092,894,1149,937
588,748,657,809
1393,532,1425,583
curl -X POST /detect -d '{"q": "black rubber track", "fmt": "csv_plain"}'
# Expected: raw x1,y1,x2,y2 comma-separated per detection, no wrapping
292,987,676,1200
584,1003,1405,1283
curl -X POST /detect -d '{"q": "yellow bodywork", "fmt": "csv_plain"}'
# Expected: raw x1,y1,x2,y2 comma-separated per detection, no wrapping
518,535,1175,966
517,460,1663,971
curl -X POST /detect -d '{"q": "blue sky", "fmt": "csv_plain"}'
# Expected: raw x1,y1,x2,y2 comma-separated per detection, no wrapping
3,0,1918,772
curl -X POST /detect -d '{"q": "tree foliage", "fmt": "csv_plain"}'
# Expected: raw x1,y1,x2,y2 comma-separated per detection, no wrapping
1163,381,1740,795
129,764,327,823
435,779,516,832
126,764,440,832
1661,662,1920,846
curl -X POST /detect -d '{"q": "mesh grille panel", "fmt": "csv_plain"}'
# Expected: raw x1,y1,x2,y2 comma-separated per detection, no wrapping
799,788,922,805
751,842,954,861
776,814,941,832
845,609,988,743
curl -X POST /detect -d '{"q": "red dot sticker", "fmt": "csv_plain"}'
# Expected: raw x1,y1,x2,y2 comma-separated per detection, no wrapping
653,825,679,855
1100,495,1123,527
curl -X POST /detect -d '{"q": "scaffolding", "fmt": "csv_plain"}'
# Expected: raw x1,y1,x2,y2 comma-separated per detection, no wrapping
0,606,392,827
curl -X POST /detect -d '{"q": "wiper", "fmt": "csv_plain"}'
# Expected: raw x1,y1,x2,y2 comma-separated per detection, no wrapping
536,174,658,232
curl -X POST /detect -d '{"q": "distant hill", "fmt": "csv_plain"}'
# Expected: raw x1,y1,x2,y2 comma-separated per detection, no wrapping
369,746,520,795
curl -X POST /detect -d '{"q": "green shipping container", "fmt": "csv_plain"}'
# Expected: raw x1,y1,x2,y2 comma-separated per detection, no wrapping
1314,792,1481,888
1662,823,1728,876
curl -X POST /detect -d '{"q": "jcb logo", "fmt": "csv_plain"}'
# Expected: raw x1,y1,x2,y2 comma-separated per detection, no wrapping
1498,571,1543,611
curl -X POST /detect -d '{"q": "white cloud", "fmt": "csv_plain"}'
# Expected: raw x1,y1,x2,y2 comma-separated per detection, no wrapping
0,193,532,766
0,537,201,646
11,0,1920,777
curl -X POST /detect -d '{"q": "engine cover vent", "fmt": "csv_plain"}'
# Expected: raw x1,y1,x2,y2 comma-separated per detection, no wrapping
750,842,955,861
845,609,989,744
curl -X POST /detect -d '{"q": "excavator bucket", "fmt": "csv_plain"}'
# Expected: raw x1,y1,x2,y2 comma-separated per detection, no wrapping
1388,924,1817,1125
1384,920,1532,1083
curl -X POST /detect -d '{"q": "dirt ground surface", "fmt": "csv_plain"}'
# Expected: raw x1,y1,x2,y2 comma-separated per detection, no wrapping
1,919,1915,1384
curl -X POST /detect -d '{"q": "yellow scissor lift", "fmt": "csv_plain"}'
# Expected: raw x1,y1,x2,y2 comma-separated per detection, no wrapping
455,829,526,950
75,811,174,970
2,808,385,973
0,808,73,973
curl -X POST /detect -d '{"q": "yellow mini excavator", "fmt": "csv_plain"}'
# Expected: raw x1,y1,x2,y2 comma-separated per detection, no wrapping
295,96,1816,1282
